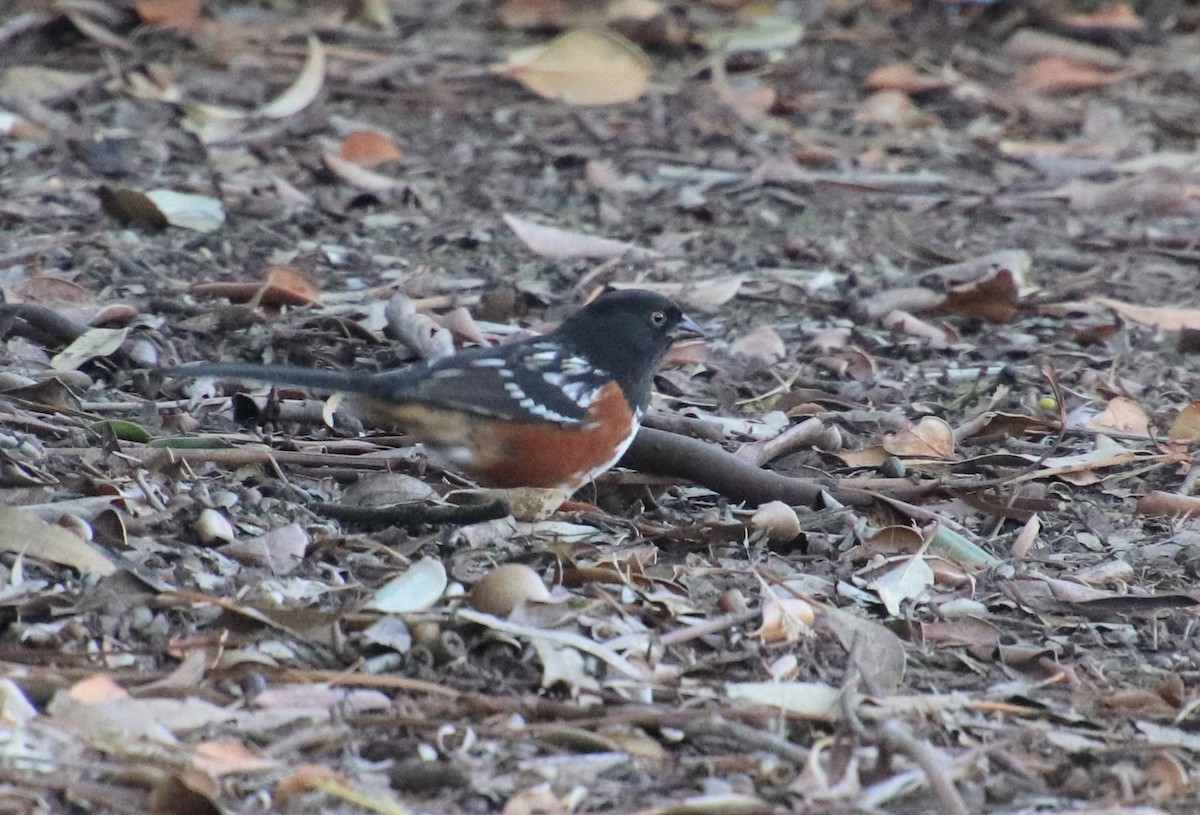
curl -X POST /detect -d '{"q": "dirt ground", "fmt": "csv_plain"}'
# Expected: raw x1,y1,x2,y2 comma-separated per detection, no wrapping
4,0,1200,813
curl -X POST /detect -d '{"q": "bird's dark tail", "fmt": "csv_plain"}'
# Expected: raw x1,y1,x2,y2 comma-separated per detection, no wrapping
164,363,370,394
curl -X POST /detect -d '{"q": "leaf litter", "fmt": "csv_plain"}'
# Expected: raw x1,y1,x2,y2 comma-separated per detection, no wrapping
4,1,1200,813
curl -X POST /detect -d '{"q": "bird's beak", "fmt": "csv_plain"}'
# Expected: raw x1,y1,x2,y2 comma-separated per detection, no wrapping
673,314,705,341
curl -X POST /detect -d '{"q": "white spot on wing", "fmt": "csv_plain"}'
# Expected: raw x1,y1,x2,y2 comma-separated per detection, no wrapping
430,368,464,380
470,357,508,368
560,380,600,406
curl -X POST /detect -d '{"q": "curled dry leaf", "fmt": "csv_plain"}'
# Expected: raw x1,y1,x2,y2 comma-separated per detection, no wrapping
363,557,448,613
882,310,955,348
727,325,786,365
469,564,552,616
754,596,814,644
323,151,401,193
882,416,955,460
1011,513,1040,559
494,28,651,106
751,501,801,541
196,508,235,544
258,35,326,119
190,266,322,308
338,129,402,169
385,294,455,361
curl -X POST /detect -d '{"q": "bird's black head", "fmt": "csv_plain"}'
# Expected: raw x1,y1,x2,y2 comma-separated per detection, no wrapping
554,289,701,410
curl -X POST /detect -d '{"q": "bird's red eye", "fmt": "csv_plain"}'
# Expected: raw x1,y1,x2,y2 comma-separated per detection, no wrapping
650,311,666,326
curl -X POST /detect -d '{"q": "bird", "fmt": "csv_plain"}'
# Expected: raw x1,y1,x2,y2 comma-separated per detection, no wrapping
167,289,702,493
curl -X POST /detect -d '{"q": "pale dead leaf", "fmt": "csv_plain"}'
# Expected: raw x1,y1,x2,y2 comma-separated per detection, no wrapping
1062,3,1144,31
494,28,650,106
816,603,906,692
882,416,955,459
882,310,954,348
1093,297,1200,331
1011,514,1041,559
750,501,801,541
503,213,658,260
143,189,226,232
1084,396,1151,436
258,35,326,119
323,151,401,192
469,564,551,617
725,681,844,721
362,557,447,613
870,553,934,616
531,637,600,696
50,327,128,372
728,325,786,365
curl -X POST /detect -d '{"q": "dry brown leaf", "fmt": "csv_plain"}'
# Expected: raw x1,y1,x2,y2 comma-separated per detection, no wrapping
338,129,402,168
135,0,203,26
1136,491,1200,519
1169,401,1200,442
494,28,651,106
936,264,1026,323
883,416,955,459
864,62,951,94
1017,57,1122,95
190,266,322,308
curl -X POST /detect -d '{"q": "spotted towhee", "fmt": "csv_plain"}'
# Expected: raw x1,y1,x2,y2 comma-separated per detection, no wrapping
168,289,701,493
